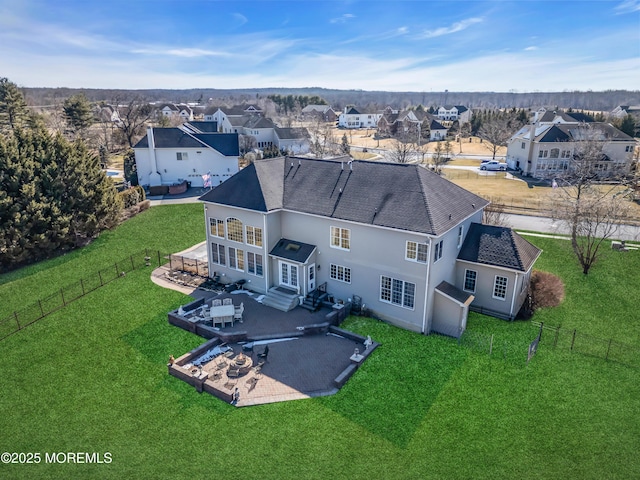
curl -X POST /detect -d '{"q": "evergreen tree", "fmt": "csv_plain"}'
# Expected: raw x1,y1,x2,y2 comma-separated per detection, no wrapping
0,126,122,272
0,77,29,132
63,93,94,134
341,133,350,155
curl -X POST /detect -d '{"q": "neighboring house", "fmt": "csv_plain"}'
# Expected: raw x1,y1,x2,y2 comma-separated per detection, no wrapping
300,105,337,123
181,121,219,134
437,105,471,124
611,105,640,120
338,107,381,129
133,127,239,187
506,121,636,177
376,107,448,142
274,127,311,154
199,156,541,337
95,104,120,123
159,103,194,122
202,106,310,154
534,109,593,125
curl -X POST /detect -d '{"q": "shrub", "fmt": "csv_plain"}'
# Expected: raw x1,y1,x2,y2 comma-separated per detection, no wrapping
118,188,142,209
530,270,565,310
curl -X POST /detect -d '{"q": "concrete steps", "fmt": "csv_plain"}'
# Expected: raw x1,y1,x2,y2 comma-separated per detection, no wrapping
262,287,300,312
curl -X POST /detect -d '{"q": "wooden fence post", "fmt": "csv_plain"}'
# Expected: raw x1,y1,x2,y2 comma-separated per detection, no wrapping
98,270,104,286
157,250,161,266
60,289,66,306
181,256,185,272
571,329,577,351
115,263,119,277
606,339,612,360
130,255,135,270
80,278,85,296
14,311,21,330
38,299,44,317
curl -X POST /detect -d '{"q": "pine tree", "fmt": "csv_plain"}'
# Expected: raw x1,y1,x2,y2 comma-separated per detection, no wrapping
0,77,29,132
63,93,94,134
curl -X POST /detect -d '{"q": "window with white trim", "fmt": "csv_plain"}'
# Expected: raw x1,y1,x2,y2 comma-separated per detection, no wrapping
457,226,464,248
330,226,350,250
493,275,508,300
228,247,244,271
176,152,188,161
247,252,263,277
330,264,351,283
434,240,443,262
226,218,243,243
406,241,428,263
211,242,225,266
464,270,477,292
209,218,224,238
380,276,415,309
246,226,263,247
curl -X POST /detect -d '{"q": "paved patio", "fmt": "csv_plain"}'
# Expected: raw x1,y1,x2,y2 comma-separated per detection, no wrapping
162,276,377,407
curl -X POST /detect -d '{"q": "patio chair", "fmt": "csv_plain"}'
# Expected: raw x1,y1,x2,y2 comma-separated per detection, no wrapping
223,298,233,305
257,345,269,361
227,367,241,378
213,317,225,329
212,299,222,307
223,316,234,328
234,302,244,322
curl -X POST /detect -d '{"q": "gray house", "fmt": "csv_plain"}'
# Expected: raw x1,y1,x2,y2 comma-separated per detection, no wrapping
199,157,541,337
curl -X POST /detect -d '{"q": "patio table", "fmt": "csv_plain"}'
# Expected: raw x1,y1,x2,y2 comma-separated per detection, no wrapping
209,304,235,328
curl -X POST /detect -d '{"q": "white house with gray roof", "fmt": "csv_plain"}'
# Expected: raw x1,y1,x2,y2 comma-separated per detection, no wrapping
338,107,382,129
133,126,239,188
198,157,541,337
506,121,636,177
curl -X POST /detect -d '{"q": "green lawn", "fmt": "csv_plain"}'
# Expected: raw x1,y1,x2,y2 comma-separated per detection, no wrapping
0,204,638,479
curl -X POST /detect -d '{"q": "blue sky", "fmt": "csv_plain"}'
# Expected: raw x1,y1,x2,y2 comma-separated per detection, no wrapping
1,0,638,92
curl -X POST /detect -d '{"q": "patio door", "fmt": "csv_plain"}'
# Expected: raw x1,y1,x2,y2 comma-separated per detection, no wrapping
308,264,316,292
279,261,298,289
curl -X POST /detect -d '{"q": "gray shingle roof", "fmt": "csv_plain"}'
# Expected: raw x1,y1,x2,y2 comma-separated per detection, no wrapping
269,238,316,263
435,281,474,305
458,223,541,272
200,157,488,236
184,121,219,133
274,127,309,140
133,128,239,156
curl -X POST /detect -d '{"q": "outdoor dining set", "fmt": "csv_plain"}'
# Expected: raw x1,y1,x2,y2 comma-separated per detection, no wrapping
181,298,245,328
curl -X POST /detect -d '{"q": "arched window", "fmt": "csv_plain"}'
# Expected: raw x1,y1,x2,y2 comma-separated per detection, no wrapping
226,218,243,243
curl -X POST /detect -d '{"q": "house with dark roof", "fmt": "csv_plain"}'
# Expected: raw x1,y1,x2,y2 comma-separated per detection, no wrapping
300,105,337,123
133,127,239,188
338,106,382,129
377,107,448,142
198,156,541,337
159,103,194,122
506,121,636,177
437,105,471,124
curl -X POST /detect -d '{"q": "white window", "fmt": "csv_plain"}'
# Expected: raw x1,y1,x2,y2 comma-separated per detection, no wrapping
493,276,508,300
211,243,225,266
464,270,477,293
228,247,244,271
434,240,443,262
380,276,415,309
176,152,188,161
406,241,428,263
246,226,263,247
209,218,224,238
625,145,633,152
521,142,525,149
330,264,351,283
226,218,243,243
330,226,350,250
457,226,464,248
247,252,263,277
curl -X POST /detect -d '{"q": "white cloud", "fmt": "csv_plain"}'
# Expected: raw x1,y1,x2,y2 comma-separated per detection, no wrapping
233,13,248,26
131,48,231,58
524,46,538,51
330,13,355,24
418,17,483,39
615,0,640,13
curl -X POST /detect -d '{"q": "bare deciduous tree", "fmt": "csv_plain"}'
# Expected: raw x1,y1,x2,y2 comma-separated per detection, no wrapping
113,97,155,148
482,203,510,227
388,132,419,164
477,116,516,159
551,124,633,274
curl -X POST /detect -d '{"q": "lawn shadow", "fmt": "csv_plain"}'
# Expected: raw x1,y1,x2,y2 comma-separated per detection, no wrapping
319,321,467,448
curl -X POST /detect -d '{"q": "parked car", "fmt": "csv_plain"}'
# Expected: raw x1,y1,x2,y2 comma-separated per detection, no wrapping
480,161,508,171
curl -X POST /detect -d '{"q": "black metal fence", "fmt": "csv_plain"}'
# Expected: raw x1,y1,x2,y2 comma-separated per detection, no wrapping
0,249,169,342
457,330,532,365
532,321,640,368
168,254,209,278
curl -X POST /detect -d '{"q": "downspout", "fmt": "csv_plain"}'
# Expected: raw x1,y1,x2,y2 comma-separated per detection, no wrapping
421,237,433,334
263,213,269,294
